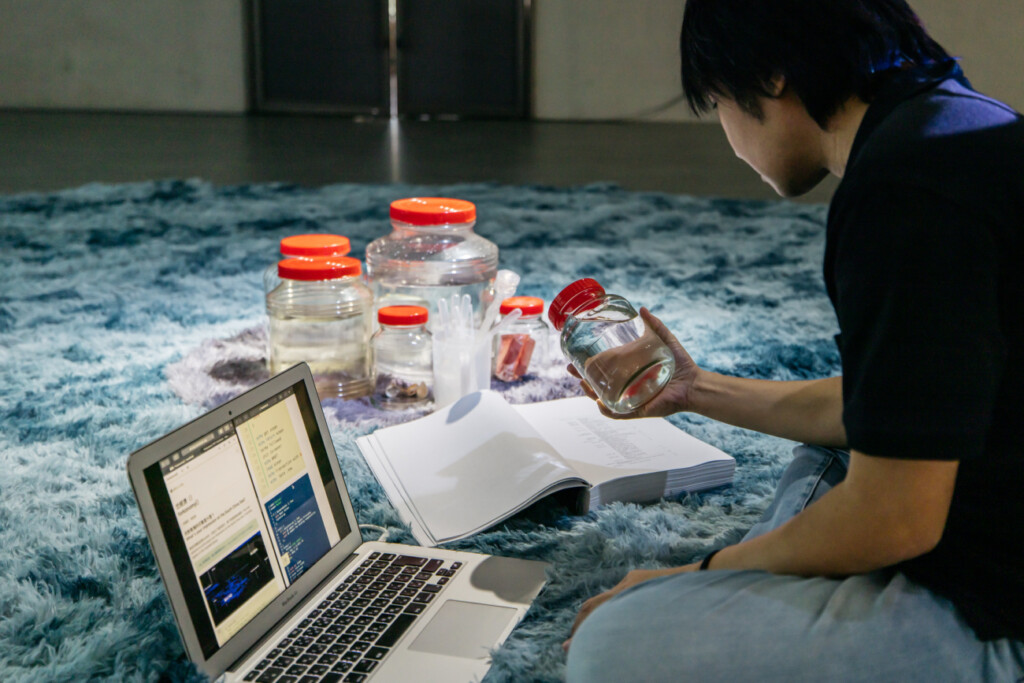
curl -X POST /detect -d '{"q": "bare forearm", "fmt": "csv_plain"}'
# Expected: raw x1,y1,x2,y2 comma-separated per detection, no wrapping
712,483,914,576
689,372,846,447
615,479,919,579
707,454,957,576
567,455,958,646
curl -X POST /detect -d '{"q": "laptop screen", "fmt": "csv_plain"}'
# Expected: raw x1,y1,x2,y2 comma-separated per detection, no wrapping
142,380,353,658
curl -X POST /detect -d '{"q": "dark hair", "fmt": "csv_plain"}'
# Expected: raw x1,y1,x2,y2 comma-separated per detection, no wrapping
680,0,952,128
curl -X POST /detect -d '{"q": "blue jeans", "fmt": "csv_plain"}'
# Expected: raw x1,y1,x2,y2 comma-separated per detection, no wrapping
566,445,1024,682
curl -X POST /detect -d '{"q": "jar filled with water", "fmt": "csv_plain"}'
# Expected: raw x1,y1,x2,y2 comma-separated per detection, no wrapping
266,256,373,400
548,278,675,414
364,198,498,327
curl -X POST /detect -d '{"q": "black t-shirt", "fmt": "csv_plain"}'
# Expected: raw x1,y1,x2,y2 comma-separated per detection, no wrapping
825,61,1024,641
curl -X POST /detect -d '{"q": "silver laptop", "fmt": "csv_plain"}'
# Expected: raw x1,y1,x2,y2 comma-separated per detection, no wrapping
128,363,549,683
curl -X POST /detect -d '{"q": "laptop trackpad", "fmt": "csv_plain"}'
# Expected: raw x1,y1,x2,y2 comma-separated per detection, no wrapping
408,600,518,660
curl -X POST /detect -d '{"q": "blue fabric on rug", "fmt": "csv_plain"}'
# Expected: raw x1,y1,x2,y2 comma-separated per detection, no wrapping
0,179,838,682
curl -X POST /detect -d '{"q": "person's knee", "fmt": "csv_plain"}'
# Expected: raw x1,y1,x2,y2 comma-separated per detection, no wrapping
565,575,717,683
565,593,649,683
566,570,814,682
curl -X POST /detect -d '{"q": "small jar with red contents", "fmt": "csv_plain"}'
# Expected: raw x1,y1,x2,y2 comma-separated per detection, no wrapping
263,233,352,295
371,305,433,410
493,296,550,382
266,256,373,400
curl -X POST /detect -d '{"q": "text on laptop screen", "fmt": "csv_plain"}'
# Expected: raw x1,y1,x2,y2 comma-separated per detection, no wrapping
143,381,352,656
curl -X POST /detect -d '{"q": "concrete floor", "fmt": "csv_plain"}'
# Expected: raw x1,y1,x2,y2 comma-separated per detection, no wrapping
0,111,838,202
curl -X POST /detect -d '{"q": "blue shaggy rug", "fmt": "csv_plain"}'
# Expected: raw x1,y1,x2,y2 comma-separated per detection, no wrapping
0,179,838,682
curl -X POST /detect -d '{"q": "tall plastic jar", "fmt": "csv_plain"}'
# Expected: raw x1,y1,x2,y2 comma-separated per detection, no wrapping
548,278,675,414
371,306,433,410
266,256,373,400
493,296,550,381
263,234,352,295
364,198,498,326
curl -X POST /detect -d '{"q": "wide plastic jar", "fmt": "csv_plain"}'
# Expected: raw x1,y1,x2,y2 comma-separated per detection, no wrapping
371,305,433,410
266,256,373,400
263,233,352,295
493,296,550,382
364,198,498,326
548,278,675,414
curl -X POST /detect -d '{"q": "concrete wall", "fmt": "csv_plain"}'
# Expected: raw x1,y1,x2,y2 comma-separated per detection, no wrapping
531,0,1024,121
531,1,694,121
915,0,1024,112
0,0,248,112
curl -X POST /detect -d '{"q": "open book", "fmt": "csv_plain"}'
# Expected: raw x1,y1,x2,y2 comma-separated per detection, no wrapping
356,391,735,547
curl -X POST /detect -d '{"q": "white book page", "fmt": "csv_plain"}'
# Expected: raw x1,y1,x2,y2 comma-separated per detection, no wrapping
514,397,733,489
363,391,584,544
357,434,438,545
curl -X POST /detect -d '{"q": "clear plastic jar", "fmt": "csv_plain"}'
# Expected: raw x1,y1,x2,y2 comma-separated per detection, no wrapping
493,296,550,382
364,198,498,326
263,234,352,295
548,278,675,414
266,256,373,400
371,306,433,410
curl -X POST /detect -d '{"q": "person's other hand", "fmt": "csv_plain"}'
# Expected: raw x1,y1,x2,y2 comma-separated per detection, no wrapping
562,564,696,651
567,307,703,419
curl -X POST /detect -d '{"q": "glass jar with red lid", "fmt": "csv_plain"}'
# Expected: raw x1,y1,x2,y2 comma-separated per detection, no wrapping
493,296,550,382
263,233,352,295
266,256,373,400
371,305,433,410
548,278,675,413
364,198,498,326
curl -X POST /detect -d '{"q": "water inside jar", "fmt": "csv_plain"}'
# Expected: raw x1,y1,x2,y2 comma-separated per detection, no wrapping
267,314,372,399
569,313,675,413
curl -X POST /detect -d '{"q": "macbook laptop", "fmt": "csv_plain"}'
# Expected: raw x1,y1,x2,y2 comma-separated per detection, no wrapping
128,363,549,683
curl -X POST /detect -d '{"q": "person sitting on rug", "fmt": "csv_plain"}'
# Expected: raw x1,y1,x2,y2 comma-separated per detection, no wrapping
564,0,1024,680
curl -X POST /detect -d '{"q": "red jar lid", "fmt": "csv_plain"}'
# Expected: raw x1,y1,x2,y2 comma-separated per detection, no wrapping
500,296,544,317
548,278,606,330
280,234,351,257
378,305,429,326
278,256,362,281
390,198,476,226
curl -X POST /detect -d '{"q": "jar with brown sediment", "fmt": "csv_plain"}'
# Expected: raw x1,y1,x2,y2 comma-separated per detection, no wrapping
371,305,433,410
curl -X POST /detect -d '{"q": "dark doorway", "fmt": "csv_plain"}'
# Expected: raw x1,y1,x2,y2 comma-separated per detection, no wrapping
253,0,391,115
396,0,528,118
252,0,528,118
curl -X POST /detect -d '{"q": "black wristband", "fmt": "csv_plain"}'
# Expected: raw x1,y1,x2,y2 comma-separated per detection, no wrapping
699,549,720,571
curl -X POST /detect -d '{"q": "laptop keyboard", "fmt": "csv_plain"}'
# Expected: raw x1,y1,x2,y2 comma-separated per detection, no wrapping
243,551,462,683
